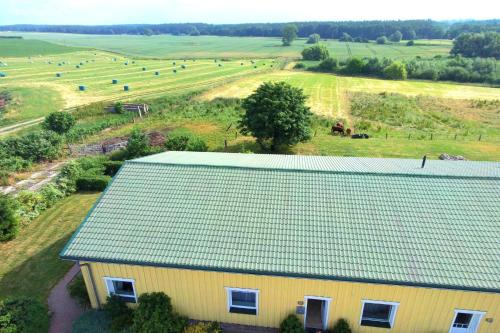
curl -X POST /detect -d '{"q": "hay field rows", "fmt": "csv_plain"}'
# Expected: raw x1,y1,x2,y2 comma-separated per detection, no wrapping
200,70,500,118
0,50,273,120
4,32,452,60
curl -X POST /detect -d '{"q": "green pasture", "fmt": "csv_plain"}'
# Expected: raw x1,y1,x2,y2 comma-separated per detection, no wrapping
2,32,452,60
0,38,82,57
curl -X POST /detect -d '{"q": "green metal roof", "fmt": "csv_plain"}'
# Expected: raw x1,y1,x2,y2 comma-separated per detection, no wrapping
61,152,500,292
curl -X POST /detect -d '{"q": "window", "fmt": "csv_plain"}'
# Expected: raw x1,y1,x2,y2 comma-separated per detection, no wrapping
360,300,399,328
104,277,137,303
450,310,485,333
453,313,473,328
226,288,258,315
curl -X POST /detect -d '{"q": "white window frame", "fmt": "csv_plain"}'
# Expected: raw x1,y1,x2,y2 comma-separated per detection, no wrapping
225,287,259,315
448,309,485,333
104,277,137,303
360,300,400,329
304,296,332,330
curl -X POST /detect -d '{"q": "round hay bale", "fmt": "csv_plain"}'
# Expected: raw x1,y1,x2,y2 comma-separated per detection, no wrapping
181,64,186,69
173,69,177,73
79,85,86,91
0,73,6,78
155,71,160,75
142,67,147,71
112,79,118,84
56,73,62,77
76,65,80,69
132,61,135,64
124,85,130,91
172,61,176,65
218,63,222,67
124,62,129,66
241,62,244,65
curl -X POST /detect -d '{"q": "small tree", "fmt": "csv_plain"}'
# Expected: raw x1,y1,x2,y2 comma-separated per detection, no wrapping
127,128,149,158
301,44,330,60
133,292,188,333
343,57,365,74
239,82,312,151
406,40,415,46
389,30,403,42
376,36,388,44
282,24,298,46
319,57,338,71
339,32,353,42
0,297,49,333
0,194,19,242
279,314,305,333
331,318,352,333
306,33,320,44
384,62,407,80
43,112,76,134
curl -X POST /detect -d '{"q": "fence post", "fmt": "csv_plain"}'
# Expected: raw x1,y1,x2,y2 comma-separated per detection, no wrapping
408,134,411,140
224,139,227,150
478,134,482,141
385,133,388,140
430,133,433,141
454,134,457,140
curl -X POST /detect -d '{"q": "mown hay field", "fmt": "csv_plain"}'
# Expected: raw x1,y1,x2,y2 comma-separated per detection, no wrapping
3,32,452,60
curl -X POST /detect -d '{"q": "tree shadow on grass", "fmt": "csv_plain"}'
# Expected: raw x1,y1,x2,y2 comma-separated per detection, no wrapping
0,237,73,302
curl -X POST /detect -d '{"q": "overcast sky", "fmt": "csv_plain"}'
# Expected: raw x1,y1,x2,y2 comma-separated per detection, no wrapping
0,0,498,25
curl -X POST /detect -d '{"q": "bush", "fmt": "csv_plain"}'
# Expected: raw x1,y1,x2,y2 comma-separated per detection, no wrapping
165,135,208,152
301,45,330,61
0,297,49,333
186,137,208,152
319,57,338,71
0,194,19,242
331,318,352,333
376,36,388,44
293,63,306,69
383,62,407,80
39,183,64,208
0,131,63,162
76,175,111,192
127,128,149,158
133,292,188,333
43,112,76,134
72,310,113,333
306,33,320,44
16,190,47,223
114,102,124,114
406,40,415,46
68,274,91,308
103,160,123,176
56,160,84,194
183,322,222,333
103,295,134,332
389,30,403,42
343,57,365,74
279,314,305,333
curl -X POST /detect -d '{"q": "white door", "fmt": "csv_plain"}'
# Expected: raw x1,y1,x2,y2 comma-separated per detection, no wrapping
450,311,484,333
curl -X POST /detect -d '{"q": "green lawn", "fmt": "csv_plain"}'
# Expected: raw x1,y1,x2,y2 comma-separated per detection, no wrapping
0,38,82,57
0,193,99,302
0,86,64,126
4,32,452,60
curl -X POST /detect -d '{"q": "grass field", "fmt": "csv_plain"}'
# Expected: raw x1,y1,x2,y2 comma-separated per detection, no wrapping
201,70,500,118
0,86,64,126
0,38,82,57
0,193,99,301
0,50,273,115
4,32,453,60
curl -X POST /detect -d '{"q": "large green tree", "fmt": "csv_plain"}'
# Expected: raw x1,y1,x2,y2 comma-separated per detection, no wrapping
282,24,298,46
451,32,500,59
42,112,76,134
301,44,330,60
239,82,312,151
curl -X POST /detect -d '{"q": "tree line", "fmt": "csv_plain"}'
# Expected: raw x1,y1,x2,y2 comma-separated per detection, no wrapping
1,20,498,40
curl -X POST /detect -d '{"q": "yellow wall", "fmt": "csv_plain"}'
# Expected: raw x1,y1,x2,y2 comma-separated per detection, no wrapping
81,261,500,333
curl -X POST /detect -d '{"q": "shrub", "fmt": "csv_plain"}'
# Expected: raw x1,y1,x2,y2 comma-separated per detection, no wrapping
306,33,320,44
331,319,352,333
39,183,64,208
293,63,306,69
133,292,188,333
279,314,305,333
127,128,149,158
114,102,124,114
389,30,403,42
72,310,113,333
406,40,415,46
343,57,365,74
301,45,330,61
103,160,123,176
108,149,129,162
165,135,190,151
0,194,19,242
376,36,388,44
16,190,47,223
56,160,84,194
319,57,338,71
103,295,134,332
0,131,63,162
76,175,111,192
68,274,91,308
186,137,208,152
43,112,76,134
0,297,49,333
383,62,407,80
183,322,222,333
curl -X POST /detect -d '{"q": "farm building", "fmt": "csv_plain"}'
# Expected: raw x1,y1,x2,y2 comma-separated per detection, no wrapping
60,152,500,333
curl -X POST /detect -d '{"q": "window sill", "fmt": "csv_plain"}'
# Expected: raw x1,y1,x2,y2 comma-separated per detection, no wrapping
229,307,257,315
360,319,391,328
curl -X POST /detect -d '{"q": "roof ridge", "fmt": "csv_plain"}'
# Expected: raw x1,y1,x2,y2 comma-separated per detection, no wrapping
126,160,500,180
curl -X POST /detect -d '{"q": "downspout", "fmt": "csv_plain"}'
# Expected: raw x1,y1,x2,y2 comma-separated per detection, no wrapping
79,262,101,309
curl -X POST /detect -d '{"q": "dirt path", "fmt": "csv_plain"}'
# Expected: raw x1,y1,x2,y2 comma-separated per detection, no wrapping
0,161,64,195
48,264,85,333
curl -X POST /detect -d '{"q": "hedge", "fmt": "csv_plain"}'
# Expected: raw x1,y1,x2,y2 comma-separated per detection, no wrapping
76,175,111,192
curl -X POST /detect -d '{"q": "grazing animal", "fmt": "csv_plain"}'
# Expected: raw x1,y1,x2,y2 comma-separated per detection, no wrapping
331,122,345,135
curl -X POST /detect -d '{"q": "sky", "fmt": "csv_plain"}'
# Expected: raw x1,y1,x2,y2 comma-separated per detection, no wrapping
0,0,498,25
